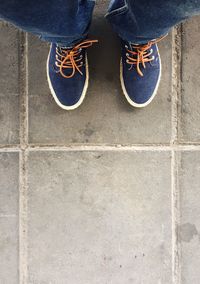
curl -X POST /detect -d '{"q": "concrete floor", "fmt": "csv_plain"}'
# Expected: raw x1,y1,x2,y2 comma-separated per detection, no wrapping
0,1,200,283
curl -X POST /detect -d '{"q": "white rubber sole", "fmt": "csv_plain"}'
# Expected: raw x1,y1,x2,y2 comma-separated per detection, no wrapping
120,47,162,108
46,46,89,111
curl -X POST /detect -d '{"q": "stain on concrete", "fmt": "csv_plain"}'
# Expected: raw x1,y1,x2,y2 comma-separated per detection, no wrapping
83,127,95,137
167,96,171,103
178,223,199,242
95,154,102,159
103,256,112,262
71,138,78,143
79,122,95,138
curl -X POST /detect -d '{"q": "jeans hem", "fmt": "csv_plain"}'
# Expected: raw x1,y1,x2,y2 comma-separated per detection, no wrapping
40,33,88,46
121,32,169,45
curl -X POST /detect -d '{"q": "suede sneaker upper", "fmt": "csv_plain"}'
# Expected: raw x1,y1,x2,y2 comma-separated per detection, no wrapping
120,36,166,108
47,39,98,110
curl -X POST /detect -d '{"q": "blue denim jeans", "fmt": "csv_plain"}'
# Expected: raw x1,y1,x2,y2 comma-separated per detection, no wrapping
0,0,200,45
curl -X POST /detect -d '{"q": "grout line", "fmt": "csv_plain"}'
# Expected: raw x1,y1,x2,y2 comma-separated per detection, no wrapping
171,151,181,284
171,26,182,145
19,33,29,147
18,31,29,284
20,144,200,151
27,145,172,152
1,144,200,152
171,26,182,284
19,150,28,284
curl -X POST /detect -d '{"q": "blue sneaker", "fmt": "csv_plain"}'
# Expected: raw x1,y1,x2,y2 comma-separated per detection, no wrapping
120,36,165,108
47,39,98,110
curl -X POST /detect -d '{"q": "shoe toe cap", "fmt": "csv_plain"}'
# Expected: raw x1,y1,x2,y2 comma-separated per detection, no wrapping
122,66,161,106
48,71,87,109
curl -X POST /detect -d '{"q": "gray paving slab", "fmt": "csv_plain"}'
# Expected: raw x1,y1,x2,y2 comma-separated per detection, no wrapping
0,153,19,283
0,23,20,144
0,218,19,284
0,152,19,215
178,151,200,284
179,17,200,142
27,151,172,284
28,3,172,145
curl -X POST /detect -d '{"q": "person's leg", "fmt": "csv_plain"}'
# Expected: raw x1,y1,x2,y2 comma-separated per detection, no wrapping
106,0,200,108
0,0,97,110
0,0,95,46
106,0,200,44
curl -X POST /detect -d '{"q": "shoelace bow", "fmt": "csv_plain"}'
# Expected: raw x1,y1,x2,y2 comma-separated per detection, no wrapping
126,35,166,76
55,39,98,78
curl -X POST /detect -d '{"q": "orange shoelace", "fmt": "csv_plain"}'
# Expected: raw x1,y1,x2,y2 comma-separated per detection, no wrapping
126,35,167,76
55,39,98,78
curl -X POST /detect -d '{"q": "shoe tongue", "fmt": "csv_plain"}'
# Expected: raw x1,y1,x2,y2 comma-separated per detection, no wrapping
132,43,146,48
131,43,152,54
55,44,83,77
125,42,143,52
56,44,73,52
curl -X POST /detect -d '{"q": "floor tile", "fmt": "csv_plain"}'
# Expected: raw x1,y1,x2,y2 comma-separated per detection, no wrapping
0,152,19,215
178,151,200,283
27,151,172,283
0,218,19,284
0,23,20,144
0,152,19,283
179,17,200,142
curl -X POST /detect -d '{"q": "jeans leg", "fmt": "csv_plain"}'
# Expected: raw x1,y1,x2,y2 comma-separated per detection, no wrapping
105,0,200,43
0,0,95,46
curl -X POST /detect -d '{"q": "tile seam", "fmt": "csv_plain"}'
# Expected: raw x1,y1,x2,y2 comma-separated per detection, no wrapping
1,144,200,152
19,31,28,284
171,26,182,145
171,26,182,284
171,151,181,284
